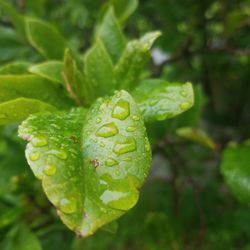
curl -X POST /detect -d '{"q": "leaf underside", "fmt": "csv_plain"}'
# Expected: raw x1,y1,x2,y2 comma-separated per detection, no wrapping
18,90,151,237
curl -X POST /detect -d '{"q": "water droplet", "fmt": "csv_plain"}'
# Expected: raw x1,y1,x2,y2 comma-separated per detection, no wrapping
112,99,130,120
31,135,48,147
132,115,140,121
180,90,187,97
115,169,121,176
96,118,102,124
100,142,105,147
50,149,68,159
105,158,118,167
96,123,118,138
113,137,137,155
145,138,151,152
123,157,132,162
180,102,190,110
29,152,40,161
126,126,136,132
59,197,77,214
43,164,57,176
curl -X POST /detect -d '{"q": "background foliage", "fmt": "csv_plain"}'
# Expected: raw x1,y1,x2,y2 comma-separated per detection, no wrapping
0,0,250,249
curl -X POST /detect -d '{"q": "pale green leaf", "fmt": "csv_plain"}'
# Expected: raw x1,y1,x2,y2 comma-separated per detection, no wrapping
221,142,250,205
0,98,56,125
25,18,66,59
132,79,194,122
18,90,151,237
96,7,126,63
84,40,115,98
29,61,64,83
115,31,161,90
0,75,72,108
176,127,217,150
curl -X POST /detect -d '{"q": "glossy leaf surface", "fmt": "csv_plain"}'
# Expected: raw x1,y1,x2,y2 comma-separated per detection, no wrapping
133,79,194,122
18,90,151,237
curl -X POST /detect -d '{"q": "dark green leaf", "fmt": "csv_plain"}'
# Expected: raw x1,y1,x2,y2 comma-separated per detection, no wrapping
115,31,161,91
18,90,151,237
25,18,66,59
132,79,194,122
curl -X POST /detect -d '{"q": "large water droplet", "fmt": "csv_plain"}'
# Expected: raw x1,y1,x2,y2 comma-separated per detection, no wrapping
132,115,140,121
31,135,48,147
112,99,130,120
29,152,40,161
126,126,136,132
43,164,57,176
96,123,118,138
59,197,77,214
113,137,137,155
180,102,190,110
105,158,118,167
50,149,68,160
180,90,187,97
96,118,102,124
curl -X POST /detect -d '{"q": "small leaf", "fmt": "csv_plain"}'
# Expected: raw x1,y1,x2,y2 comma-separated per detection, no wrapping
29,61,64,84
221,142,250,205
115,31,161,91
25,18,66,59
0,74,72,108
0,62,30,75
176,127,217,150
96,7,126,63
19,90,151,237
3,223,42,250
64,49,94,106
132,79,194,122
84,39,115,98
0,98,56,125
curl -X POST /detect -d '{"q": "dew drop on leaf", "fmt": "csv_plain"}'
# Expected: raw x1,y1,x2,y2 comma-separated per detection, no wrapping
132,115,140,121
95,122,118,138
179,102,190,110
113,137,137,155
180,90,187,97
105,158,118,167
96,118,102,124
149,99,159,106
49,149,68,160
29,152,40,161
112,99,130,120
59,198,77,214
31,135,48,147
43,164,57,176
126,126,137,132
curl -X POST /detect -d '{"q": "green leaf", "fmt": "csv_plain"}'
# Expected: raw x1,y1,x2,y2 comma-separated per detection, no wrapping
64,49,94,106
0,98,56,125
221,142,250,205
176,127,217,150
84,40,115,98
3,223,42,250
132,79,194,122
96,7,126,63
115,31,161,91
0,0,26,39
29,61,64,84
18,90,151,237
112,0,138,24
0,207,22,229
0,75,72,108
0,62,30,75
25,18,66,59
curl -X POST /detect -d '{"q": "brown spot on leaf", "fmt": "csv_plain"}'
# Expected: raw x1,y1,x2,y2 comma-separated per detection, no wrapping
90,159,99,168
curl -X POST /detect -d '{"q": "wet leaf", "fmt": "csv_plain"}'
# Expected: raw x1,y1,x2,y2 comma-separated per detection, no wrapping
18,90,151,237
29,61,64,84
132,79,194,122
115,31,161,91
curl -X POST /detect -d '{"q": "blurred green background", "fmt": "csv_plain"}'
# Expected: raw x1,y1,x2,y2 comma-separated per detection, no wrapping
0,0,250,249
